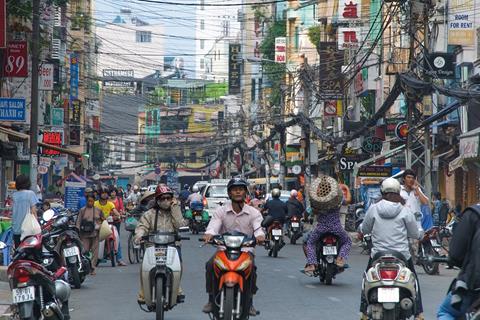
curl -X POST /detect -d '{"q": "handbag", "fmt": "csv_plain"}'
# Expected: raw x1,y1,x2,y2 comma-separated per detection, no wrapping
80,208,95,233
21,208,41,240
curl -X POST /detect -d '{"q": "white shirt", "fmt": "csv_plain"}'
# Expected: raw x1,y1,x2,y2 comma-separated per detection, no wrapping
400,185,424,227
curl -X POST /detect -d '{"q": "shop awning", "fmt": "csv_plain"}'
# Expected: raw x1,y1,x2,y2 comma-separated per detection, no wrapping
353,145,406,177
449,155,464,172
0,126,82,158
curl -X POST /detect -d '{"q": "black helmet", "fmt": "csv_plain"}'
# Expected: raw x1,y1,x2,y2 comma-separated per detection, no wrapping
227,177,249,192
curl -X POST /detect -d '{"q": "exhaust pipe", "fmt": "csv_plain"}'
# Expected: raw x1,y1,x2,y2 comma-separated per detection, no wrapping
42,302,64,319
400,298,414,310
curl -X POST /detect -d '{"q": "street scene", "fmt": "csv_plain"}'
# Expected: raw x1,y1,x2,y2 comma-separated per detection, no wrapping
1,0,480,319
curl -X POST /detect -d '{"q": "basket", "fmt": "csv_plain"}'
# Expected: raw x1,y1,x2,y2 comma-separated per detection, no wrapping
125,217,138,232
309,174,343,212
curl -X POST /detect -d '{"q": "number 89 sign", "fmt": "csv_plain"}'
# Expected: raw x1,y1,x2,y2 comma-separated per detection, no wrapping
3,41,28,78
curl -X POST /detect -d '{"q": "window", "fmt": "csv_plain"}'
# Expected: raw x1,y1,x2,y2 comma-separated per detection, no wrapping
200,58,205,69
190,152,197,162
251,78,256,102
136,31,151,43
294,26,299,49
200,19,205,30
200,39,205,49
200,0,204,10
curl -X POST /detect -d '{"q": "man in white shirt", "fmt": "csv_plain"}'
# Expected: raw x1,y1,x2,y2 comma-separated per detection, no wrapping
400,169,429,218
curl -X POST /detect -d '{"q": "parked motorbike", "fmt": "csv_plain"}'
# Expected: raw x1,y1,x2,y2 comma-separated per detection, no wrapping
286,216,303,245
265,220,284,258
7,236,72,320
42,210,91,289
98,215,119,267
184,203,209,235
202,232,258,320
363,251,418,320
417,227,443,275
314,233,342,285
138,227,190,320
355,203,373,255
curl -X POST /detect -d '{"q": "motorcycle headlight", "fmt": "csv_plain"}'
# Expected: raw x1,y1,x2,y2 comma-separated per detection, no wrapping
223,235,244,248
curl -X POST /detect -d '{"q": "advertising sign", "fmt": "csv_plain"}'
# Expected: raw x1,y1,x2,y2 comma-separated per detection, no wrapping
71,100,81,125
339,0,361,20
41,131,62,155
358,165,392,177
460,135,479,158
3,41,28,77
70,53,79,99
338,154,368,171
274,37,286,63
319,42,344,100
64,180,86,212
0,0,5,48
362,136,383,154
39,63,54,90
228,44,241,95
448,0,474,45
0,98,25,121
338,27,362,49
426,52,456,79
51,108,64,126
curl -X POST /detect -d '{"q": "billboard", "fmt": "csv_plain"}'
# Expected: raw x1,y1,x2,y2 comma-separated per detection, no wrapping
319,42,344,100
448,0,474,45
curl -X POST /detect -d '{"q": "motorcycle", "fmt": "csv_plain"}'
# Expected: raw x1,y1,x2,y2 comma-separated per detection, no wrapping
265,219,284,258
355,203,372,255
42,210,91,289
313,233,342,285
184,203,209,235
202,232,257,320
138,228,190,320
363,251,418,320
286,216,303,245
417,227,444,275
7,236,72,320
98,215,119,267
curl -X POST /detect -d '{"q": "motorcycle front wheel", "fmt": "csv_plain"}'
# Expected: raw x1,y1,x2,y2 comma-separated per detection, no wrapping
127,233,136,264
223,287,235,320
382,308,398,320
421,243,440,275
156,277,165,320
324,264,335,285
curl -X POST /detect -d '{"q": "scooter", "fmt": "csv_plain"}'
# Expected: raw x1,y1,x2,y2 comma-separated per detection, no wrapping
417,227,443,275
98,216,119,267
363,251,418,320
265,220,284,258
202,232,258,320
138,228,189,320
286,216,303,245
315,233,342,285
7,236,72,320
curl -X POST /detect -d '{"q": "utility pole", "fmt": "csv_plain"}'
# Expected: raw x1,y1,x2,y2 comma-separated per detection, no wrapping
302,56,311,208
423,2,432,198
29,0,40,191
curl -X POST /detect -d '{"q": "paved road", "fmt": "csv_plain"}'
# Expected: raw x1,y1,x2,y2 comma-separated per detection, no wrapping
70,231,456,319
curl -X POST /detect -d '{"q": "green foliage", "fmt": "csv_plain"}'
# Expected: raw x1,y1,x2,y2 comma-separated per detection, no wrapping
307,26,321,49
7,0,32,21
260,20,287,107
205,82,227,100
91,143,105,169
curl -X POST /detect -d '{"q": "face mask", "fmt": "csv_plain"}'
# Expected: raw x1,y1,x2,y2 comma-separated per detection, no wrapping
157,200,171,210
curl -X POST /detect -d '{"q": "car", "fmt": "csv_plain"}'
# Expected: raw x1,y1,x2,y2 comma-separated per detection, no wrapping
201,180,230,216
193,181,208,192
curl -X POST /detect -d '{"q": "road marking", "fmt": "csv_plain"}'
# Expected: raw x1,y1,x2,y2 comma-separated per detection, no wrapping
287,275,296,279
305,284,316,289
273,268,282,272
328,297,341,302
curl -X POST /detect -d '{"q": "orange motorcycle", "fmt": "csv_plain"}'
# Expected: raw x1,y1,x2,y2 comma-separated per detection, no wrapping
205,232,257,320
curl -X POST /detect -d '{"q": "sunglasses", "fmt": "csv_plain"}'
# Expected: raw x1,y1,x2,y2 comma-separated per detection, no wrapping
159,196,173,201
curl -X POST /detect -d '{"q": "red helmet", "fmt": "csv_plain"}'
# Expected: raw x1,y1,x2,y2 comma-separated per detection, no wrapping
155,184,174,198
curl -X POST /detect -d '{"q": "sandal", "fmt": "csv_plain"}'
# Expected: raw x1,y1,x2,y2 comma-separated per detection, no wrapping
336,257,346,268
304,264,316,276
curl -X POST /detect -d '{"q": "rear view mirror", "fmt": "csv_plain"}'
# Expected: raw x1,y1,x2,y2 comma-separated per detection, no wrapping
42,209,55,222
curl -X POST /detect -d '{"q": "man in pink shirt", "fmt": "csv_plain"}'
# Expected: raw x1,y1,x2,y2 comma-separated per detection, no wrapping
202,177,265,316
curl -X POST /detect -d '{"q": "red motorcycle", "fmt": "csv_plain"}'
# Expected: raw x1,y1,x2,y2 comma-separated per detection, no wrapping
7,234,71,320
286,216,303,245
418,227,443,275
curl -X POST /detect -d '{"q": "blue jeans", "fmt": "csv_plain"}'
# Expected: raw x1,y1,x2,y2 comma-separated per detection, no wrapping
437,292,473,320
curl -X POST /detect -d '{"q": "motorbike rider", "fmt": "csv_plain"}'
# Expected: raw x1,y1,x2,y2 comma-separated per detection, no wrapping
437,204,480,319
134,184,187,304
263,188,288,223
360,177,424,320
202,177,265,316
287,189,304,218
304,176,352,274
186,185,202,207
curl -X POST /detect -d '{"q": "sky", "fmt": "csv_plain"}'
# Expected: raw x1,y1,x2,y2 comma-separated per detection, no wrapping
94,0,197,76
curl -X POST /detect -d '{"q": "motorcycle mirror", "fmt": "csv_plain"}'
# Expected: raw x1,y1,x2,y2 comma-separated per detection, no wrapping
42,209,56,222
0,242,6,250
178,226,190,233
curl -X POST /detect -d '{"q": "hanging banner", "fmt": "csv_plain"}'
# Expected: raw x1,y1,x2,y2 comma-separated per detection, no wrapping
228,44,241,95
448,0,474,45
70,53,79,99
274,37,286,63
319,42,344,100
3,41,28,77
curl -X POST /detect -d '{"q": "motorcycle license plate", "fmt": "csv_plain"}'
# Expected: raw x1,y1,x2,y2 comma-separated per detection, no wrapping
323,246,337,255
291,222,299,228
155,247,167,265
195,215,202,221
272,229,282,236
430,239,441,247
378,287,400,303
63,246,79,257
12,286,35,304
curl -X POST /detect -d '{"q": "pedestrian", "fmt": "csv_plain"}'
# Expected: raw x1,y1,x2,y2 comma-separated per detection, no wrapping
76,194,102,275
12,175,39,247
77,188,91,210
109,188,126,266
125,183,132,200
432,192,442,225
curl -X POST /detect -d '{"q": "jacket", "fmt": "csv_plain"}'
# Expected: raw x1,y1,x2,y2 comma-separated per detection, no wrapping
134,204,186,240
361,199,423,260
449,206,480,290
287,198,304,217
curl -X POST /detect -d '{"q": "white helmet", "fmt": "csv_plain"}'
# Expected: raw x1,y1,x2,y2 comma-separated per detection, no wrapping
192,185,199,192
381,178,401,194
290,189,298,197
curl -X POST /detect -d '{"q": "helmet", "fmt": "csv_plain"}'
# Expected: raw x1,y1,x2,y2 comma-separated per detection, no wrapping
290,189,298,197
381,178,401,194
227,177,249,192
271,188,281,198
183,184,189,189
192,185,199,192
155,184,174,198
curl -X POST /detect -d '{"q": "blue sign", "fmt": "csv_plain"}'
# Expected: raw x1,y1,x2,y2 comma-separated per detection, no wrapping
0,98,26,121
64,181,86,212
70,54,79,100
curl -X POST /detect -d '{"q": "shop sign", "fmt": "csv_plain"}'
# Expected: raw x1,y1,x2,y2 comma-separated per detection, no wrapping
426,53,455,79
460,135,479,158
228,44,241,94
385,117,405,136
0,0,5,49
358,165,392,177
319,42,344,100
448,0,474,45
3,41,28,77
64,180,86,212
339,0,361,20
338,27,362,50
71,100,81,125
362,136,383,154
324,100,342,116
274,37,286,63
51,108,64,126
338,154,368,171
39,63,54,90
70,53,79,99
395,121,409,141
0,98,25,121
41,131,62,155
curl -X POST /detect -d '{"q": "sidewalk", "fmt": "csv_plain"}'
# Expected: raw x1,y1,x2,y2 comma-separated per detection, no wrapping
0,266,11,320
